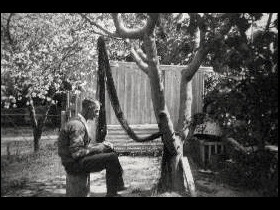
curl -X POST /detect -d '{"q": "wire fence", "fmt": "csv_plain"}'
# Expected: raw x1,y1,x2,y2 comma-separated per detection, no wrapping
1,109,61,156
1,111,163,156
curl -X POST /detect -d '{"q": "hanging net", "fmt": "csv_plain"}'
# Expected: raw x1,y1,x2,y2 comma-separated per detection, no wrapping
95,36,162,143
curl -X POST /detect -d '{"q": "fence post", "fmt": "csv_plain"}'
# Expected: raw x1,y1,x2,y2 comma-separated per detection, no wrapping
61,111,66,129
75,94,78,117
7,142,11,159
66,91,71,119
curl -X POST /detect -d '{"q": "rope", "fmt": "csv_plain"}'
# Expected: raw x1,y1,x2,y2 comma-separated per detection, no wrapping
95,40,107,143
96,36,162,142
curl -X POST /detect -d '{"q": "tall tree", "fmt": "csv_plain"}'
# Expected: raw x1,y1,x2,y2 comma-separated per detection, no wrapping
1,13,98,152
204,13,278,152
201,14,278,195
80,13,197,195
78,13,278,195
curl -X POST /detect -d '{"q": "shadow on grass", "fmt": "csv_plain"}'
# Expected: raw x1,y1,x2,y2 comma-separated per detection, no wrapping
2,180,155,197
1,177,66,197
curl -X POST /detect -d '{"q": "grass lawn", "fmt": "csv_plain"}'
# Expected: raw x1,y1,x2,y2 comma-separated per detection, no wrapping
1,143,264,197
1,144,163,197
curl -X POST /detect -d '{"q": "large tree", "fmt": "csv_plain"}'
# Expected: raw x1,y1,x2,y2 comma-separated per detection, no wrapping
78,13,200,195
202,13,278,195
79,13,278,196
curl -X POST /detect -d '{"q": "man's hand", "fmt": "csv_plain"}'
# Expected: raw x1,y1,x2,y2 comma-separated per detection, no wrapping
103,141,114,151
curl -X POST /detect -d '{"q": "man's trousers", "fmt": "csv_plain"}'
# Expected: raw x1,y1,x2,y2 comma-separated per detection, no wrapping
79,152,124,194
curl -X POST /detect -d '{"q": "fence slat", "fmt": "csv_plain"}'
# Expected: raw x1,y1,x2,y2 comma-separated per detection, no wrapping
76,62,209,125
1,63,209,129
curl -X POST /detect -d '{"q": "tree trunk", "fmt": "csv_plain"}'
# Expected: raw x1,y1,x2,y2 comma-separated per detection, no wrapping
177,79,192,139
29,99,52,152
173,48,208,196
33,127,43,152
156,141,196,196
109,13,200,195
157,144,185,194
108,13,234,196
142,34,191,195
177,47,209,136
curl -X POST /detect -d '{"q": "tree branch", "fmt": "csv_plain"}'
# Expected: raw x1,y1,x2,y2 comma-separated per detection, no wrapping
265,13,273,31
130,47,149,74
40,93,57,127
224,137,259,155
79,13,121,39
146,13,160,35
5,13,15,46
182,47,209,81
125,39,149,74
181,156,197,197
213,14,235,41
177,14,235,135
88,28,111,37
136,47,148,62
173,13,184,22
28,96,38,129
57,42,81,70
182,14,235,81
112,13,159,40
197,15,207,45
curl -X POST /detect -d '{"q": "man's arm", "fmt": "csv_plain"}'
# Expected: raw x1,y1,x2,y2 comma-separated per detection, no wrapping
68,120,94,160
68,121,111,160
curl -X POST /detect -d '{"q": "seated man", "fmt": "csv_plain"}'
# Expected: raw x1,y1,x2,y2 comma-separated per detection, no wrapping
58,98,126,197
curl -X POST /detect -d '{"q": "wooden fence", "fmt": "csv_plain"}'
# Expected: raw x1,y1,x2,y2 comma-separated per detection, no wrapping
72,61,212,126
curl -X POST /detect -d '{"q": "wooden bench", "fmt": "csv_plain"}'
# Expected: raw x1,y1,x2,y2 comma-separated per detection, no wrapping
199,140,225,168
66,173,91,197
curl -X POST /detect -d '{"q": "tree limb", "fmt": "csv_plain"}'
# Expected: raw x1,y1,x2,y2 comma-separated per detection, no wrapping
197,15,207,45
265,13,273,31
181,156,197,197
57,42,81,70
212,14,235,42
79,13,121,39
181,47,209,81
125,39,149,74
130,47,149,74
112,13,159,40
88,28,110,37
158,111,178,156
224,137,259,155
6,13,15,45
173,13,184,22
136,47,148,62
40,93,57,127
182,14,234,81
178,14,235,135
28,95,38,129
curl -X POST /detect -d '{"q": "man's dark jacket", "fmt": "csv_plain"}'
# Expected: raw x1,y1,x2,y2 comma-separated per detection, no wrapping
58,114,107,174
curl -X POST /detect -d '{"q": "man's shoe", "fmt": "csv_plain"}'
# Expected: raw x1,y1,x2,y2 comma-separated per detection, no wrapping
116,185,128,192
105,193,122,197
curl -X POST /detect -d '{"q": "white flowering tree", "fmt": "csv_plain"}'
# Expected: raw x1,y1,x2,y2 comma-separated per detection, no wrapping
1,13,98,152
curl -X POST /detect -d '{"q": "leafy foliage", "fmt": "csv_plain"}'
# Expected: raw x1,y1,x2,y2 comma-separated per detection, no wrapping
1,13,98,109
188,14,278,191
154,13,197,65
204,13,278,147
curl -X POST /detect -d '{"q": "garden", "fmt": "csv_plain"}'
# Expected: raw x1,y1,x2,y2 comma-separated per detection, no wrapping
1,13,278,197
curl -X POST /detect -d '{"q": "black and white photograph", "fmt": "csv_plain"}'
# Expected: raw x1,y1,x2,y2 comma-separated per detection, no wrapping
1,13,278,197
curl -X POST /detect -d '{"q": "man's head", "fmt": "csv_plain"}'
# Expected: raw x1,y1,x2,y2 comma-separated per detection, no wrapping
82,98,101,120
